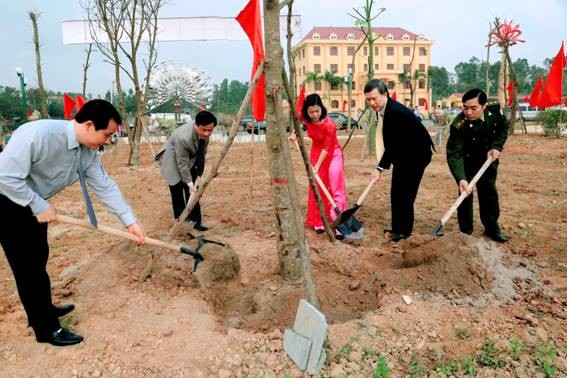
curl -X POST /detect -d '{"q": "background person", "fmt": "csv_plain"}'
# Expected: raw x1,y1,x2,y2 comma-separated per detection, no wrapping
0,99,145,346
155,110,217,231
364,79,434,242
446,88,509,242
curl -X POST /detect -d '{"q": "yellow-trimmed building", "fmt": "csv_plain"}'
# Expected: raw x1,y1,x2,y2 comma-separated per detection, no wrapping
293,26,433,112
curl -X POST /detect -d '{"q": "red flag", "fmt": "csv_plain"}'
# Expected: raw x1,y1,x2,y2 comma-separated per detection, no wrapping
75,94,87,111
529,75,543,107
391,91,397,101
539,41,566,108
295,84,305,116
423,98,429,111
63,93,76,119
25,107,31,120
236,0,265,122
506,81,515,106
342,99,347,112
523,96,529,103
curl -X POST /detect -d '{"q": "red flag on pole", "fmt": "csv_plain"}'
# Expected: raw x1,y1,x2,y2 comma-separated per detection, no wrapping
76,94,87,111
342,99,347,112
423,98,429,111
295,84,305,116
539,41,566,108
529,75,543,107
25,108,31,120
506,81,515,106
63,93,76,119
523,96,529,103
391,91,397,101
236,0,265,122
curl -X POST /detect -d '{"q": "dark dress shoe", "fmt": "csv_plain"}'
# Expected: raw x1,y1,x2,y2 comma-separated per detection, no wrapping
389,233,408,242
193,223,209,231
37,328,83,347
54,304,75,317
484,231,508,243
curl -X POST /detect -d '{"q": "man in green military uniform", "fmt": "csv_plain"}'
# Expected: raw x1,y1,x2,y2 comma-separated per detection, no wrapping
446,88,509,242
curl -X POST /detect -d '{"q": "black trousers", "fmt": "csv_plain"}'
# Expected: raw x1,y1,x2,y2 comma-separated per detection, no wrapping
168,166,201,224
0,194,60,340
457,160,500,234
390,157,430,236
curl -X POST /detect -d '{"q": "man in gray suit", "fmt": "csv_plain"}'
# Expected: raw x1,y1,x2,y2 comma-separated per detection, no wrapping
155,111,217,231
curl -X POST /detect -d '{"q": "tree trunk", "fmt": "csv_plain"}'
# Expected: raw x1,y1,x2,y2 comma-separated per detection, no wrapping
264,0,316,292
82,44,93,97
28,11,48,118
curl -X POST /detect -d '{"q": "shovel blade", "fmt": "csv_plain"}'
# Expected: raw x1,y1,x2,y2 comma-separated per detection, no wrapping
332,204,361,228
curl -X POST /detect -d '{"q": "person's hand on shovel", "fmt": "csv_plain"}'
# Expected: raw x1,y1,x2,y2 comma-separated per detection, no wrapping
36,206,59,225
370,168,382,183
127,223,145,246
488,149,501,161
459,180,471,195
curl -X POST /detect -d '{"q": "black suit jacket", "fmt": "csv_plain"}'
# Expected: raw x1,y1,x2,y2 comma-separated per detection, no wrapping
378,98,434,169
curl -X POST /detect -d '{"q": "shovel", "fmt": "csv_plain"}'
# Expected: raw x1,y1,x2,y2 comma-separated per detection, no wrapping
311,172,364,239
431,157,494,236
332,178,378,229
57,214,204,271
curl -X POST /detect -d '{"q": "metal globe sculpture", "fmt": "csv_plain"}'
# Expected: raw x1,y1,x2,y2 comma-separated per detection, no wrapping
146,62,214,111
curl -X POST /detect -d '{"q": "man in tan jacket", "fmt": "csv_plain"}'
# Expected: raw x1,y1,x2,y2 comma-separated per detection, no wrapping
155,111,216,231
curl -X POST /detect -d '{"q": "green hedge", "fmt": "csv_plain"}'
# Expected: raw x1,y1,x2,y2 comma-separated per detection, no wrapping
541,109,567,137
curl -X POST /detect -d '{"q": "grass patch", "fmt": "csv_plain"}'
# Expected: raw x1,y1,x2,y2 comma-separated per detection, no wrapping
335,344,352,361
477,339,504,367
435,360,458,377
373,355,391,378
455,327,472,340
509,338,524,360
460,355,477,376
534,340,558,378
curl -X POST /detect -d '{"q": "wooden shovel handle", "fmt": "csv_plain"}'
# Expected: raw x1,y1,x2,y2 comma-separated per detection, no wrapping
439,157,494,225
56,214,181,253
356,179,378,206
313,172,339,210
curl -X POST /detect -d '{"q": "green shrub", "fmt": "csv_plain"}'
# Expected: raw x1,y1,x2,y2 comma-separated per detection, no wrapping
541,109,567,137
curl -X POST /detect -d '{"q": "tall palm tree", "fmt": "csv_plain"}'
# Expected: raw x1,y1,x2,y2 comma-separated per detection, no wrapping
303,71,322,92
322,70,342,108
410,69,427,107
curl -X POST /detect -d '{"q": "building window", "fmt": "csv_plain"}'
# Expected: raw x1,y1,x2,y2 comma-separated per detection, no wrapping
302,49,305,59
404,81,411,89
363,63,368,71
330,46,338,56
313,33,320,40
302,66,305,75
387,63,394,70
417,35,425,41
419,47,427,56
374,63,379,70
363,46,368,55
351,81,356,90
403,63,411,72
331,100,339,108
403,46,411,56
351,99,356,107
347,64,353,73
374,46,379,55
314,64,321,73
419,80,426,89
329,33,337,40
331,83,339,90
387,46,395,56
314,82,321,91
347,33,355,40
402,34,410,41
330,64,338,73
313,46,321,56
419,64,426,72
347,46,355,56
386,33,394,40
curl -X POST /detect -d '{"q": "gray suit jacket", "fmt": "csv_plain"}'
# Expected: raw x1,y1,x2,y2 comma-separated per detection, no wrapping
155,122,209,186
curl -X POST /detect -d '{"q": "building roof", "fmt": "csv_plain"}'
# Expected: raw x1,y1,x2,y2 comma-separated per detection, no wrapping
299,26,426,43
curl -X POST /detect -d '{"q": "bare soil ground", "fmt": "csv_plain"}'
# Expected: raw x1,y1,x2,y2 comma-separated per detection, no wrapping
0,133,566,377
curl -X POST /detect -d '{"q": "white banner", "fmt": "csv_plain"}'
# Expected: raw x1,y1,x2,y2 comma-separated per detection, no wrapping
61,16,301,44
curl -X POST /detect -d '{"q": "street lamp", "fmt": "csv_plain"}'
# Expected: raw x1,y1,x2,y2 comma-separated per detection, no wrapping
16,67,27,123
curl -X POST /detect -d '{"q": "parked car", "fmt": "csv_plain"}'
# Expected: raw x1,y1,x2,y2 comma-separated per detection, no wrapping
518,103,541,121
327,112,359,130
240,115,254,129
245,119,267,134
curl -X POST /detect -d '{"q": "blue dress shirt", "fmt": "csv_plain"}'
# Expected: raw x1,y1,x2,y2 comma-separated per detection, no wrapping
0,119,136,227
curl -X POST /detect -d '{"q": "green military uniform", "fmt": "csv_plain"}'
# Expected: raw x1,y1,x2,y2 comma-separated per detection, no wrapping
446,103,509,235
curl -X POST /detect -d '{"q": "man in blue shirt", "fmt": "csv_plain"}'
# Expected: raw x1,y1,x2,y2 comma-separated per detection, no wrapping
0,99,145,346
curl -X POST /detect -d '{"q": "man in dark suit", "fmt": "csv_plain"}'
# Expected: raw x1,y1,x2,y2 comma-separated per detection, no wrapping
364,79,434,242
155,111,217,231
446,89,509,242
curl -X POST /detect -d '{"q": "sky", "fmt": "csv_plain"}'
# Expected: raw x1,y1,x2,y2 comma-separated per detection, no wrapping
0,0,565,97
